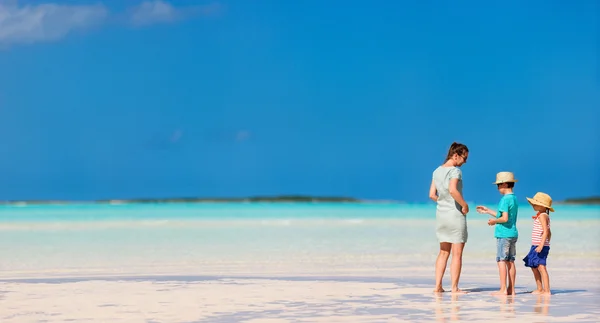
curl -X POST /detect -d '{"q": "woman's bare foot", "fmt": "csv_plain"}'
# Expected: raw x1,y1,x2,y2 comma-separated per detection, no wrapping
491,289,508,296
433,287,445,293
531,289,544,295
451,288,467,294
542,291,552,295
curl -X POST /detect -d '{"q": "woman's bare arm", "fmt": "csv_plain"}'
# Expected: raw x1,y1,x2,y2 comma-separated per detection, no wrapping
449,178,468,211
429,179,438,202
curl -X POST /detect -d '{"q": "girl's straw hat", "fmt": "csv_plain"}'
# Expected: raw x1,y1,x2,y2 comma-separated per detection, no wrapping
493,172,518,184
527,192,554,212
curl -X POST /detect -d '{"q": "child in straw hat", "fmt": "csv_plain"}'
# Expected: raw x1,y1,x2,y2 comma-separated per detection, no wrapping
522,192,554,295
476,171,519,296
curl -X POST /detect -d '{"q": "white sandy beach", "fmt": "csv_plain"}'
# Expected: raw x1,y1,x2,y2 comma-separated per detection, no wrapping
2,275,599,323
2,250,599,322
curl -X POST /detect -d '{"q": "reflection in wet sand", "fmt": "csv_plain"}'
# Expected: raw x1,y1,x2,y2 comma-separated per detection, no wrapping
434,293,462,322
534,294,551,316
498,295,515,318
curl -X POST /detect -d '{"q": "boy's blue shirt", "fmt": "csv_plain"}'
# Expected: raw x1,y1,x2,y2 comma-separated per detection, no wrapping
495,192,519,238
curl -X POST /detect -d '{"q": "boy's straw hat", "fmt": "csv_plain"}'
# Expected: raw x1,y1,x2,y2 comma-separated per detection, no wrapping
527,192,554,212
493,172,518,184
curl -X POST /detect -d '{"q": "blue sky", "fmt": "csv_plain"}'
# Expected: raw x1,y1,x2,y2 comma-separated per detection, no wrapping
0,0,598,202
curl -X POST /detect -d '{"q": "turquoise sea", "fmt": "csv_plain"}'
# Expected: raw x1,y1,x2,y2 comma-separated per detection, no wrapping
1,203,598,284
2,202,599,222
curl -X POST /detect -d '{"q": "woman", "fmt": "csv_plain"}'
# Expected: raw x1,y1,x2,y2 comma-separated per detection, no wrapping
429,142,469,293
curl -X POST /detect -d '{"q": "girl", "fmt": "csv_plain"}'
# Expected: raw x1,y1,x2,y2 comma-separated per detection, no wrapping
523,192,553,295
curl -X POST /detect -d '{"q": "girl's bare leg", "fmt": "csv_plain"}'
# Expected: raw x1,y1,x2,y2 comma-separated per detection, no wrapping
538,265,551,294
434,242,451,292
450,243,467,293
531,267,543,294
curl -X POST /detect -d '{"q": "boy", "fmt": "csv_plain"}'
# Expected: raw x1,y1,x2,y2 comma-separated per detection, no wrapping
476,171,519,295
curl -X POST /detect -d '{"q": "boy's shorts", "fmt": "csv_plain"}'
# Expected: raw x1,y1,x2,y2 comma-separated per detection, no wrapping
496,237,518,262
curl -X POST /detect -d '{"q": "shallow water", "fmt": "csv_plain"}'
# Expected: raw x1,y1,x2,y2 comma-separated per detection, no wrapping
0,203,598,322
0,204,598,282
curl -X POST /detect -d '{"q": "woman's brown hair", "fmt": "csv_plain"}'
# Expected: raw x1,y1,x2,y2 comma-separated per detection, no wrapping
445,142,469,162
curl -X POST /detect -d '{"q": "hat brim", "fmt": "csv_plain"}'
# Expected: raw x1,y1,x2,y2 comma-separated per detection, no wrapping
492,179,518,184
526,197,554,212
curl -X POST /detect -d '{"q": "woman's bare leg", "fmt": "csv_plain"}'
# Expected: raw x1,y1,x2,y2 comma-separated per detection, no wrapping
434,242,452,292
450,242,467,293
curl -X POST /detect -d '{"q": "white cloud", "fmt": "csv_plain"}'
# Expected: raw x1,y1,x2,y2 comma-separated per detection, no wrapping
0,1,108,46
129,0,221,27
129,0,178,26
0,1,222,47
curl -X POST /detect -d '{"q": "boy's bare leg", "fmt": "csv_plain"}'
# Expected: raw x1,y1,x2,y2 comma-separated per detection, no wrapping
492,261,508,295
434,242,451,293
531,267,544,294
538,265,551,294
507,261,516,295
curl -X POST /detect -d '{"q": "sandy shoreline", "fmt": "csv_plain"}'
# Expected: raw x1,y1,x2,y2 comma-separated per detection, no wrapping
2,255,598,287
1,274,599,323
2,255,599,322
